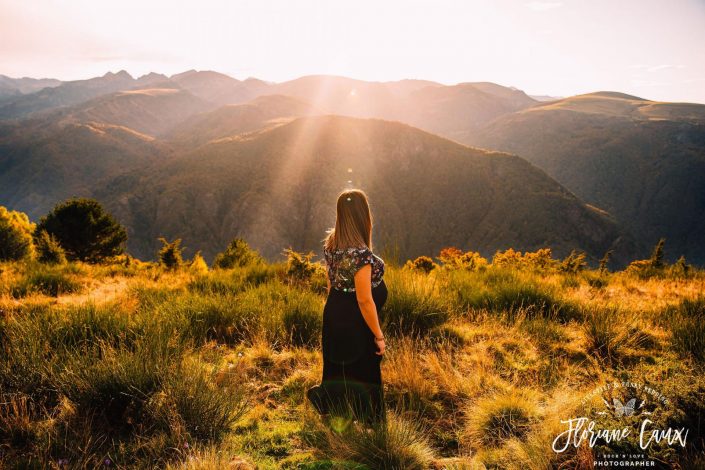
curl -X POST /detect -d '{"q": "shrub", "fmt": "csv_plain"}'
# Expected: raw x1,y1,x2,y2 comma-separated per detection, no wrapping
155,361,249,441
582,305,640,363
383,269,451,336
36,198,127,263
11,266,83,298
668,256,691,279
650,237,666,269
188,250,209,274
404,256,438,273
599,249,613,273
491,248,557,273
439,246,489,271
213,238,261,269
438,247,464,266
34,229,66,265
302,407,435,470
626,238,668,279
666,297,705,363
158,237,183,270
559,250,587,274
0,206,35,261
464,389,540,448
284,248,324,282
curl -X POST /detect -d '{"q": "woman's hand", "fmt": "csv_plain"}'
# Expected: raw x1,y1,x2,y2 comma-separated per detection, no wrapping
374,337,385,355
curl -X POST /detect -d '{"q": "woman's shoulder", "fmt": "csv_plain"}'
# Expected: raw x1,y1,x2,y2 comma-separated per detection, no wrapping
325,245,369,253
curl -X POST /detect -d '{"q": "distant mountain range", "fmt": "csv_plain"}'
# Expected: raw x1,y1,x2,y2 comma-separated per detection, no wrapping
470,92,705,265
1,70,702,266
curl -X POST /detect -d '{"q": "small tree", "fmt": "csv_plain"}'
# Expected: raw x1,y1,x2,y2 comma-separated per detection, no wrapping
284,248,323,282
438,247,464,267
437,246,488,271
158,237,183,270
213,237,261,269
0,206,35,261
36,198,127,263
559,250,588,274
649,238,666,269
189,250,209,274
670,255,690,279
404,255,438,273
598,249,613,274
35,229,66,265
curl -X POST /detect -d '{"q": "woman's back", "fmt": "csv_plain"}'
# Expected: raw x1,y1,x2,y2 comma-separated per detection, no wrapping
323,245,385,293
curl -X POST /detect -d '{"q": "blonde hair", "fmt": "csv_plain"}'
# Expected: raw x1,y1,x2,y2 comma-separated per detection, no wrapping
323,189,373,251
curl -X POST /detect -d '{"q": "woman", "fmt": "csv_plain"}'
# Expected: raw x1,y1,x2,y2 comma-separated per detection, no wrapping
306,189,388,426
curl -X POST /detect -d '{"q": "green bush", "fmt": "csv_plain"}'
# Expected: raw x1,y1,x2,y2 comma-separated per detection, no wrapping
0,206,35,262
213,237,261,269
36,198,127,263
158,237,184,270
34,229,66,265
284,248,324,282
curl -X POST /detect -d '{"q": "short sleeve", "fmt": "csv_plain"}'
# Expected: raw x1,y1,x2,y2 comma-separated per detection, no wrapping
350,247,374,275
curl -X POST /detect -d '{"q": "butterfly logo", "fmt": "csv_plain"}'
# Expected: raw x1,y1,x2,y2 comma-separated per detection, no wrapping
613,398,637,417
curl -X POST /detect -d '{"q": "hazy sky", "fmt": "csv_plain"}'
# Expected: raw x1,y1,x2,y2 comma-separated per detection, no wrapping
2,0,704,103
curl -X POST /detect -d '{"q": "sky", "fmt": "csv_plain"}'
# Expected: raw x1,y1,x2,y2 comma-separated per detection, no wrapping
1,0,704,103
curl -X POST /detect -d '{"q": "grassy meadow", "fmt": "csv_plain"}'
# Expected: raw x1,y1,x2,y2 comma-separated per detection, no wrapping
1,248,704,469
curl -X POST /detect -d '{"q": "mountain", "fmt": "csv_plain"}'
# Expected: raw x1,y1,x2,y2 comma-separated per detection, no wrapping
529,94,563,102
0,71,167,119
401,82,537,142
170,70,270,105
46,87,213,137
0,75,62,100
472,92,705,263
0,118,169,220
266,76,537,139
164,94,321,147
94,115,639,266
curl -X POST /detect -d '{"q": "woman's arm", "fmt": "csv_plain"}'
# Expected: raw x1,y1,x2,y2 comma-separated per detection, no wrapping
354,264,385,355
326,274,331,295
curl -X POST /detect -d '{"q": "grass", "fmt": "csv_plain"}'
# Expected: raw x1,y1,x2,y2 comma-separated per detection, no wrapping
444,267,580,321
1,258,704,468
665,296,705,363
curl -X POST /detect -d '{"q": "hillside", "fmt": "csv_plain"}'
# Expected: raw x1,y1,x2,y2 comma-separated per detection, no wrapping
0,71,167,119
47,87,214,137
0,74,61,100
165,94,321,147
94,115,639,266
471,92,705,264
0,119,169,219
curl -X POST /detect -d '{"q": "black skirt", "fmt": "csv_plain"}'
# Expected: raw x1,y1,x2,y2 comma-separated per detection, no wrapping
307,279,388,424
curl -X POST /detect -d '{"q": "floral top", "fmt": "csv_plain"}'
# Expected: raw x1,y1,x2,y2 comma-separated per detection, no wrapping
323,245,385,292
